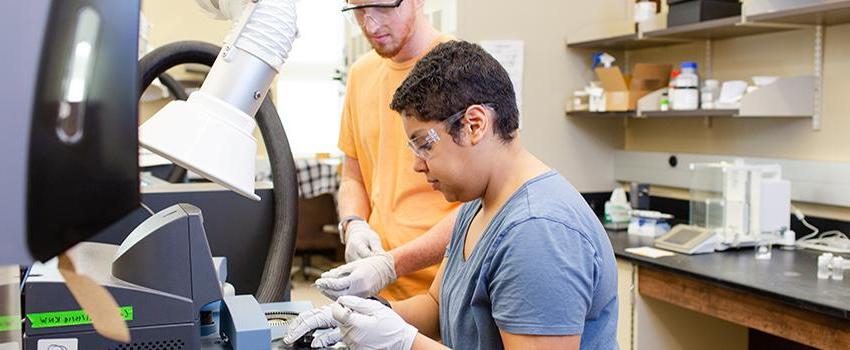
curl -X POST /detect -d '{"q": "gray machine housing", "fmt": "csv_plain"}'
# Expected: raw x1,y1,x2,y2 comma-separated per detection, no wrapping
2,0,141,265
24,204,222,350
0,0,46,265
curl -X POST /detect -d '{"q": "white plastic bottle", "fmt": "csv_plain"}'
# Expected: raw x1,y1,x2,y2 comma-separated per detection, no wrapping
701,79,719,110
672,62,700,111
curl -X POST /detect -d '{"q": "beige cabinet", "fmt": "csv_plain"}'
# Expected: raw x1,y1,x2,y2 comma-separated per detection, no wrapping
616,258,747,350
616,259,636,349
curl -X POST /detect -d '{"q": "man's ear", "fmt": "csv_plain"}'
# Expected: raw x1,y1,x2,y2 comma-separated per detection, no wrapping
463,105,489,146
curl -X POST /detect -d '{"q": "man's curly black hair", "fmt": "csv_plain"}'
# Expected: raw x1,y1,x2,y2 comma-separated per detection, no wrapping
390,40,519,143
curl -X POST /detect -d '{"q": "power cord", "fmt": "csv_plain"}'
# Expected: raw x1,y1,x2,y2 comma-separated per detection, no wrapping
140,202,155,216
793,207,820,242
793,206,850,254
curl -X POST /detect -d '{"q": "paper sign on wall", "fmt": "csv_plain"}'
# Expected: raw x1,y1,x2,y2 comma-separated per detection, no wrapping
479,40,524,128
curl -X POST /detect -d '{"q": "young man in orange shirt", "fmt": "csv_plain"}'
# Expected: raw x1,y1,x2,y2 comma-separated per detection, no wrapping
314,0,459,301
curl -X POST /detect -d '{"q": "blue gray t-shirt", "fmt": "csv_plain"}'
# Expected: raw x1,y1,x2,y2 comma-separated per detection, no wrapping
439,171,618,350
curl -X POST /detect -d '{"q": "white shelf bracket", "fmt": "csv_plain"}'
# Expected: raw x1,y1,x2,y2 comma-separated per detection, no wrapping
813,25,824,131
739,12,811,30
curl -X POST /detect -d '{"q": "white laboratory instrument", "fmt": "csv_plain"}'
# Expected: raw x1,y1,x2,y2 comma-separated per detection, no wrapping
655,160,792,254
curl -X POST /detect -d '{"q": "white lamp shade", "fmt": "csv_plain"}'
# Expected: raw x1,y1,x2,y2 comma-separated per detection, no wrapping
139,91,260,201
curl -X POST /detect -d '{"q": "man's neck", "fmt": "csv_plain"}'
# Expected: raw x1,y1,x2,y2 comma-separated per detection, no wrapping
390,18,440,63
479,143,550,213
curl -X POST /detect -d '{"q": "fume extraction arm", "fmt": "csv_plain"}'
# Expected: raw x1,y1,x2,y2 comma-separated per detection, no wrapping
140,0,298,201
138,0,300,302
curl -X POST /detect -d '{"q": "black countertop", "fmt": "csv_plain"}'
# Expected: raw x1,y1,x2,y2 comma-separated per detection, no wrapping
607,230,850,320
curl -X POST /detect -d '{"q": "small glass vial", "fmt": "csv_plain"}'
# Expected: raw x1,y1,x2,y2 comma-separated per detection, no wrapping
755,232,777,260
701,79,720,110
818,253,833,279
832,256,845,281
755,241,772,260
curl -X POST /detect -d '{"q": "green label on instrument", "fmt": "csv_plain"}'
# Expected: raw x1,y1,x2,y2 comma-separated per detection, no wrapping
0,315,21,331
27,306,133,329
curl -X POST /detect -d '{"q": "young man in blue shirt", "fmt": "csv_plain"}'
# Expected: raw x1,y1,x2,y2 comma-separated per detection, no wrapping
285,40,619,350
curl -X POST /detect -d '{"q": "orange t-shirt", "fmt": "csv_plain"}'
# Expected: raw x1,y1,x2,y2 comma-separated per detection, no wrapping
338,35,459,300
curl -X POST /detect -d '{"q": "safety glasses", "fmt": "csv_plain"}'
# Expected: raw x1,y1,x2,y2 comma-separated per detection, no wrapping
406,104,495,161
341,0,404,27
407,128,441,161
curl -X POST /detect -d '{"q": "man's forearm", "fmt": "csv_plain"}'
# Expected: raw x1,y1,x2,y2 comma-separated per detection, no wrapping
338,156,371,220
390,209,458,276
338,176,370,219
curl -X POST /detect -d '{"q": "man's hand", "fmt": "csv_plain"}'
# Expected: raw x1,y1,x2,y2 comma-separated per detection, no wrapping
344,220,384,262
282,305,343,348
331,296,418,350
315,252,397,300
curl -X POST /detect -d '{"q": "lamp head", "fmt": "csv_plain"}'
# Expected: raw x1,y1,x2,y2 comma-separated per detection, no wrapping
139,91,261,201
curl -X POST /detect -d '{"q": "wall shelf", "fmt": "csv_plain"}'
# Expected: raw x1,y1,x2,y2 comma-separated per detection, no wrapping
566,110,737,118
748,1,850,26
566,16,796,50
565,111,634,118
638,109,738,118
566,34,676,50
566,109,811,119
566,0,850,51
642,16,796,41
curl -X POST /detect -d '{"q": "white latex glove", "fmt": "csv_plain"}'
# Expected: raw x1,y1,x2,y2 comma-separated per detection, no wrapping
311,328,343,348
345,220,384,262
330,296,418,350
283,305,342,348
315,252,397,300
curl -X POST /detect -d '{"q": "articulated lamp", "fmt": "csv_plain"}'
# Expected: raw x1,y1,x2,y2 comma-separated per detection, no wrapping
139,0,298,201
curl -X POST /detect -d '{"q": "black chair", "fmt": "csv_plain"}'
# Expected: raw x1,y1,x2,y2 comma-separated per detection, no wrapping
293,193,343,280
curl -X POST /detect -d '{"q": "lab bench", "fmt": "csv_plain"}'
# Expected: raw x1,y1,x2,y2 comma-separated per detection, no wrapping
608,230,850,349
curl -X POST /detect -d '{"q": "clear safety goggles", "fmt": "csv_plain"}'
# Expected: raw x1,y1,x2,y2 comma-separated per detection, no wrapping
341,0,404,27
406,104,495,161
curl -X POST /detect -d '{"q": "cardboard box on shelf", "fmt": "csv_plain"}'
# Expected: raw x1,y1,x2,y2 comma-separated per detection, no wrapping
595,63,672,111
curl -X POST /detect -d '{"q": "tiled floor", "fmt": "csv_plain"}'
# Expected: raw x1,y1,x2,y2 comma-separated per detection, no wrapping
290,256,341,307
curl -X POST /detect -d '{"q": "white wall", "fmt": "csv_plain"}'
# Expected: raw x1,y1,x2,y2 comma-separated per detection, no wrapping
456,0,627,192
141,0,230,52
276,0,346,157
